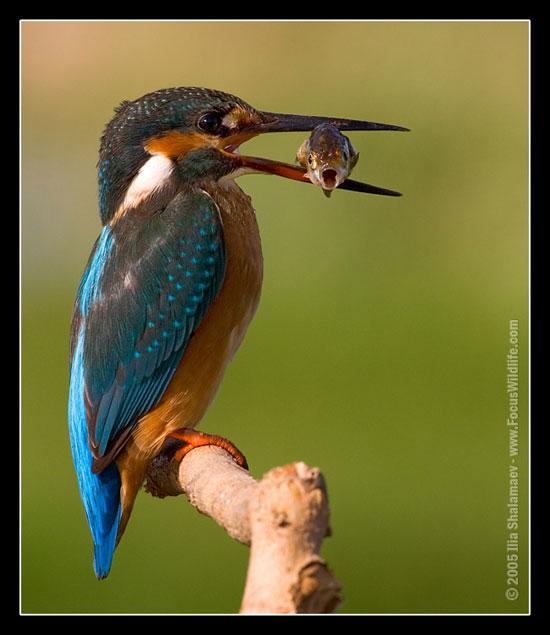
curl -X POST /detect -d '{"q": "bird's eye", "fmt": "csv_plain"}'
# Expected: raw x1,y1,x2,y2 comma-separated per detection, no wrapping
308,155,315,166
197,112,224,135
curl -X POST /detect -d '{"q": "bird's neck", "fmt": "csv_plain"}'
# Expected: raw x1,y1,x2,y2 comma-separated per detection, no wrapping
99,148,237,226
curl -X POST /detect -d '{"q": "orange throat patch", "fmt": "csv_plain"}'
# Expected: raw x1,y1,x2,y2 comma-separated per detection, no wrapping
145,130,208,159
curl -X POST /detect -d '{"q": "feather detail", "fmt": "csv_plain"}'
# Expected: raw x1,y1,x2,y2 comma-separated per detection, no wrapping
80,190,226,468
68,329,121,579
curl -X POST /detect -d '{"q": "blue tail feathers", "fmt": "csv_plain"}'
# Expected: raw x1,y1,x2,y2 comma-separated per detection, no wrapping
91,464,122,579
69,330,122,579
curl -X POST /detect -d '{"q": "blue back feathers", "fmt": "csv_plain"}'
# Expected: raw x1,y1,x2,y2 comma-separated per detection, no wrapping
68,191,226,577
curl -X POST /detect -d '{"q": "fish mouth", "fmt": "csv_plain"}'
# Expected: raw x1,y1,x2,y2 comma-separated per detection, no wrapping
309,166,348,191
321,169,339,189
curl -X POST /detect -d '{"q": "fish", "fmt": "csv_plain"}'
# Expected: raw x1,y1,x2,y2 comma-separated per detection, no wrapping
296,123,359,197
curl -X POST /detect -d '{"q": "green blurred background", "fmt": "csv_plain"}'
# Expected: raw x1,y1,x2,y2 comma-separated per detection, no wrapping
21,21,529,614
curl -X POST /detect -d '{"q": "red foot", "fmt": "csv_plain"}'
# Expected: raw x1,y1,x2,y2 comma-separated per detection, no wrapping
168,428,249,470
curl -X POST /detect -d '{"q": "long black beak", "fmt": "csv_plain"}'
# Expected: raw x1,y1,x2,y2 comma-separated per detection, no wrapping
230,110,407,196
257,111,409,133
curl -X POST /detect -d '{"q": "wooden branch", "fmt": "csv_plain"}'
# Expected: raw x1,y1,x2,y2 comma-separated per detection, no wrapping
145,445,257,544
144,445,342,614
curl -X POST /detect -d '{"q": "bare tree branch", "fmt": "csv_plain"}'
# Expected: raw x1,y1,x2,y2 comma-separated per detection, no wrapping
144,445,342,614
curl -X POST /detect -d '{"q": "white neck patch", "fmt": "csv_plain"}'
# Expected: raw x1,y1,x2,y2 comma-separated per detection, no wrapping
120,153,174,212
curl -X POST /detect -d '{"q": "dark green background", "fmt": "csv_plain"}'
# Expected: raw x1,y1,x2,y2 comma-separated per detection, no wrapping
22,21,529,614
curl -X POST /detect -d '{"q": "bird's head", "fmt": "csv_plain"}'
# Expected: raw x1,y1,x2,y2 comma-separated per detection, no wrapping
98,87,407,224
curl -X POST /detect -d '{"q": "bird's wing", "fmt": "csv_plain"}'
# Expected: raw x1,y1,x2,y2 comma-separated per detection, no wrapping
70,190,225,471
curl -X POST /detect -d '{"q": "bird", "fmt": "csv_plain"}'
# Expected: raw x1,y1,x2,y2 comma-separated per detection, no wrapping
68,87,407,579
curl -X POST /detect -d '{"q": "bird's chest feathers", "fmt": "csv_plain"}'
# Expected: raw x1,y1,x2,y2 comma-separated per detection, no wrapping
131,181,264,442
203,181,263,356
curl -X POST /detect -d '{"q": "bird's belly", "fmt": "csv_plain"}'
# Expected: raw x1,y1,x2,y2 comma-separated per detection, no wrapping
131,181,263,456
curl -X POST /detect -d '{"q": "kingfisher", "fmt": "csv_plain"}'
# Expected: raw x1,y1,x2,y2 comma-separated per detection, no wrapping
68,87,407,579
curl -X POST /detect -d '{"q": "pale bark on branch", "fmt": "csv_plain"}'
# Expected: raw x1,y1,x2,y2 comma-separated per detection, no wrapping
144,445,342,614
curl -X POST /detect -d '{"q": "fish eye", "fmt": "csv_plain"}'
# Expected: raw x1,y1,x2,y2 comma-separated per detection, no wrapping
197,111,224,135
